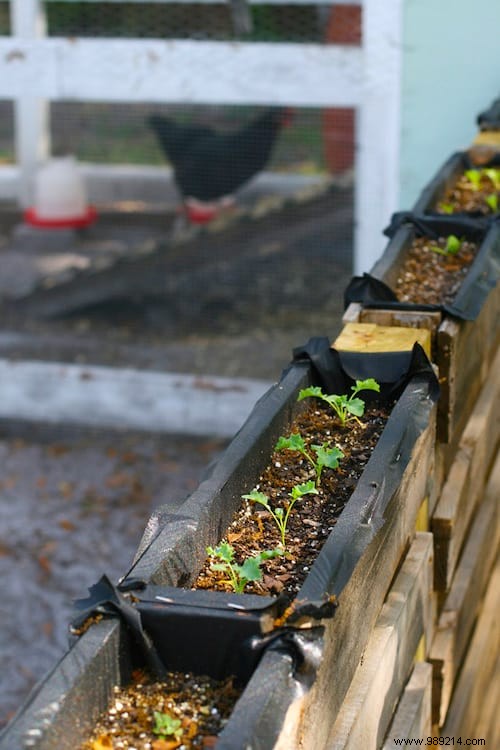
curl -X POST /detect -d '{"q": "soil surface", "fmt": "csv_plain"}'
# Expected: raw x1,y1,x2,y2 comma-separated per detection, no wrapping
394,235,478,306
195,398,389,598
82,670,241,750
0,186,354,729
437,167,499,215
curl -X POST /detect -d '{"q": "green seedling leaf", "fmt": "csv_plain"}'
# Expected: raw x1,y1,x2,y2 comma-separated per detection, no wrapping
430,234,463,257
465,169,482,190
153,711,183,741
486,193,498,213
299,380,380,427
275,434,306,453
438,202,455,214
483,168,500,191
290,480,319,499
237,556,264,583
312,443,344,474
346,397,365,417
243,490,271,510
297,386,324,402
351,379,381,396
206,541,234,564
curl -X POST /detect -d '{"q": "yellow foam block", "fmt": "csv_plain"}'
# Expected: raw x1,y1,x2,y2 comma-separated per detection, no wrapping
333,322,432,359
472,130,500,147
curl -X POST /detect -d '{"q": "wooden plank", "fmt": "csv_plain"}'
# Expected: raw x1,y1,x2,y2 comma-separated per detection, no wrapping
474,653,500,749
436,280,500,446
432,352,500,591
382,663,433,748
429,451,500,725
358,308,442,334
298,412,435,750
0,359,271,438
0,37,362,107
441,557,500,738
334,322,432,358
326,533,435,750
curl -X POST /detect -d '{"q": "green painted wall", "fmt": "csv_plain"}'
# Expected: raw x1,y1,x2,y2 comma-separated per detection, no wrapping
399,0,500,208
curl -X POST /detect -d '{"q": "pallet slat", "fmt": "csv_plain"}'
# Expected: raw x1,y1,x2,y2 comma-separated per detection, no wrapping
326,533,435,750
382,663,433,749
432,347,500,591
441,557,500,740
429,451,500,725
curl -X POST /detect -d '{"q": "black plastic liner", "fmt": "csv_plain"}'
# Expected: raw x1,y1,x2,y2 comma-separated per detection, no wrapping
477,95,500,130
344,214,500,321
74,341,438,676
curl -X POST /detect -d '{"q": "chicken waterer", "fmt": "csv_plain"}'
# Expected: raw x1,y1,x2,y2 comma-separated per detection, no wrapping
24,156,97,229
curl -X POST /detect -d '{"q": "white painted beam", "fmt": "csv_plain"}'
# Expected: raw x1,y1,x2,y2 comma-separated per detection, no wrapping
354,0,402,274
0,38,362,107
0,360,272,438
11,0,50,207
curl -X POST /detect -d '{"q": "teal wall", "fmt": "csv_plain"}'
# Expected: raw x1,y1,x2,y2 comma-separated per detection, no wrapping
399,0,500,208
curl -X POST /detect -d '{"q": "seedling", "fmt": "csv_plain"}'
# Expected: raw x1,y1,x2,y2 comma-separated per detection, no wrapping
244,480,318,549
430,234,463,257
486,193,498,212
206,542,282,593
464,169,482,191
437,202,455,214
275,433,343,484
153,711,183,741
483,168,500,191
298,379,380,427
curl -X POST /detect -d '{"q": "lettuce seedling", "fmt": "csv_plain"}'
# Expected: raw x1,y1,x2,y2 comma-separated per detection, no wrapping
298,379,380,427
244,480,318,549
275,433,343,484
483,168,500,191
153,711,183,741
486,193,498,212
464,169,482,191
206,541,282,593
430,234,463,256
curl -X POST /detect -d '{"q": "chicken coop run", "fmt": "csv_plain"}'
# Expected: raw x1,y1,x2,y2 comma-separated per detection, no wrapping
0,0,403,256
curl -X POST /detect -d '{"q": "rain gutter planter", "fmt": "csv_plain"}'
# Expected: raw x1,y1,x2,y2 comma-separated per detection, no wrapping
343,210,500,476
123,341,438,748
0,342,437,750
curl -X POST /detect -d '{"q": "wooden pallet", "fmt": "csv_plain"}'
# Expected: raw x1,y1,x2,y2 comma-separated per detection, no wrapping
326,534,435,750
431,348,500,592
382,663,433,748
429,452,500,725
441,556,500,744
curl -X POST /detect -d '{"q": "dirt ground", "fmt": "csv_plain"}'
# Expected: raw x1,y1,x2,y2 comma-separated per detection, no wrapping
0,184,354,728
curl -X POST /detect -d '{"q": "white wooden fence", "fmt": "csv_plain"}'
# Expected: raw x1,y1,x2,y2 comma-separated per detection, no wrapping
0,0,403,272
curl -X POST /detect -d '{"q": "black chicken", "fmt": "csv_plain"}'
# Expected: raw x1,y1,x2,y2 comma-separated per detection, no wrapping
148,108,292,223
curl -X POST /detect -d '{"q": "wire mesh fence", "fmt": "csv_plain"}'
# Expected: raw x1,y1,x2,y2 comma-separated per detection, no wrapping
0,1,361,373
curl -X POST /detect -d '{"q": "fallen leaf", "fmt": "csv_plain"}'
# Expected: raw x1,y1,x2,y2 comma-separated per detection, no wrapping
47,443,70,457
105,472,132,488
58,519,76,532
91,735,113,750
152,739,182,750
120,450,139,464
37,556,52,576
58,481,74,499
42,621,54,637
202,737,218,748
